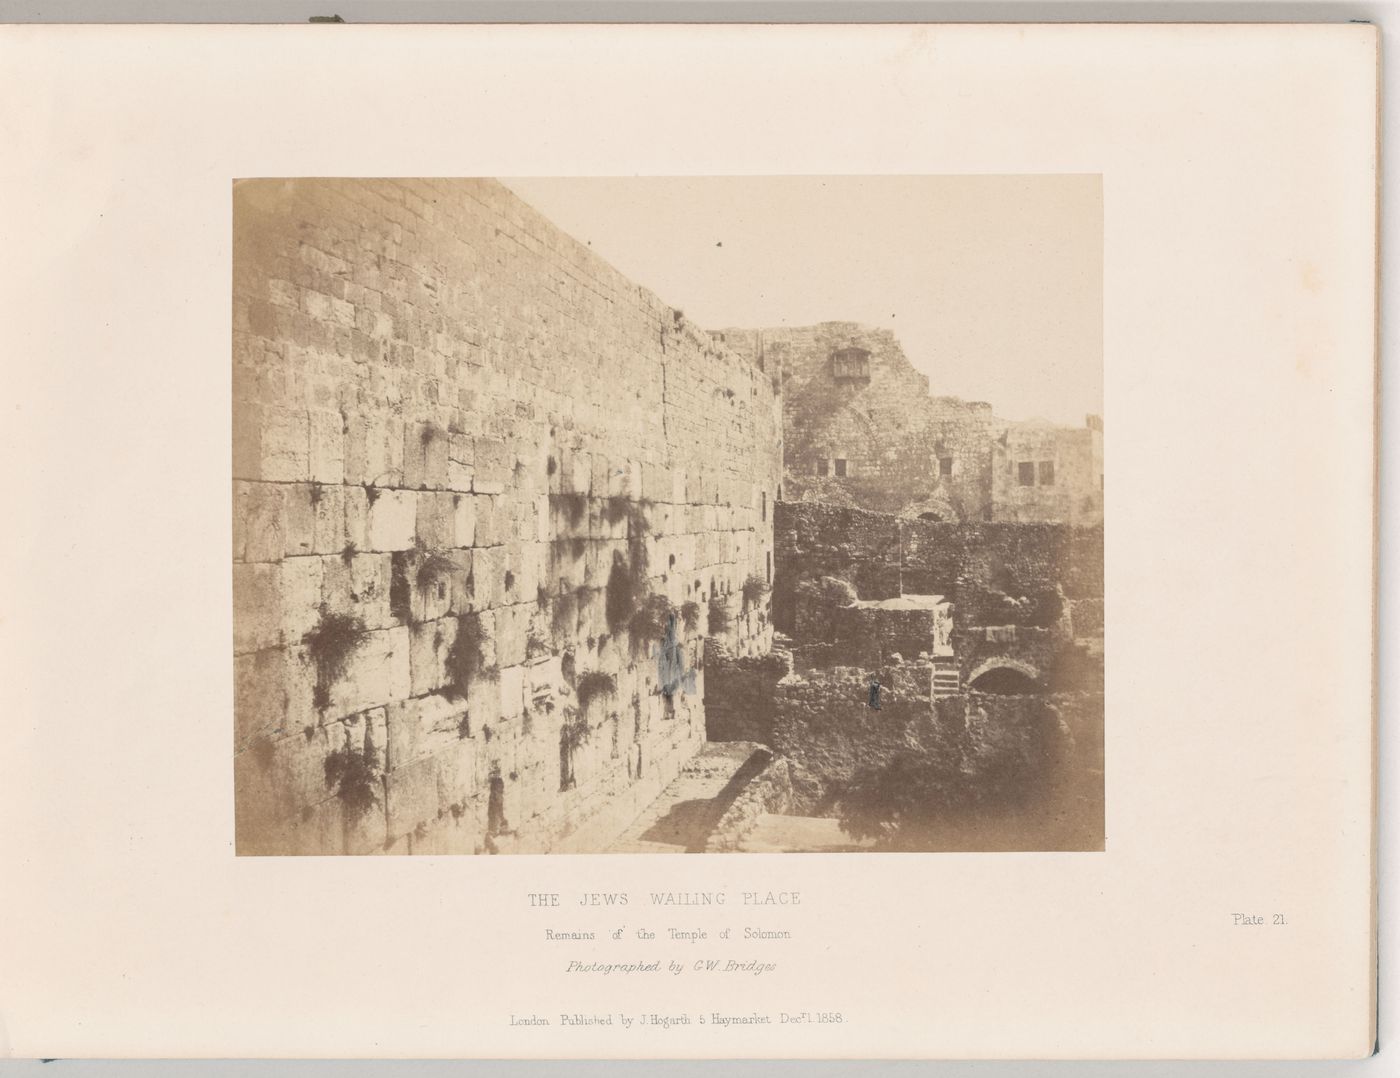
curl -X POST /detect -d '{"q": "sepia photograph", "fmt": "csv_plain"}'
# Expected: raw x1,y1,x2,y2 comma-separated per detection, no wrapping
233,175,1105,856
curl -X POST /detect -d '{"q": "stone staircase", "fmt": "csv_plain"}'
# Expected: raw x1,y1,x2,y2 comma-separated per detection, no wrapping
932,658,961,699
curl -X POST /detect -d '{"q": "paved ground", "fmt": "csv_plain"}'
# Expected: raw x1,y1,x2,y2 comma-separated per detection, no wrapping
609,742,876,854
609,742,769,853
736,813,874,853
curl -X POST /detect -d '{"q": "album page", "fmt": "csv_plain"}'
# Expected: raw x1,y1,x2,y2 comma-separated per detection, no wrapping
0,22,1377,1059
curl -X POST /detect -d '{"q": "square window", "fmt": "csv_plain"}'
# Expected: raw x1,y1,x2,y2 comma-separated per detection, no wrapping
1039,461,1055,485
816,459,829,477
834,458,848,478
1018,462,1036,486
831,347,871,381
939,456,953,478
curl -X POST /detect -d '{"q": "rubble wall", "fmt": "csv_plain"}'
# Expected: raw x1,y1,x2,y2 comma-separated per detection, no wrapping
773,501,1103,633
232,178,781,855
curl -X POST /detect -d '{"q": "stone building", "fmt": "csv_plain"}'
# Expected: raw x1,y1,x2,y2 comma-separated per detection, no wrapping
233,178,781,856
717,322,1102,525
991,414,1104,524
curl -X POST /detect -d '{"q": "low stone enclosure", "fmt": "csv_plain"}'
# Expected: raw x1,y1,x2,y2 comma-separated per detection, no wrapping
700,501,1105,852
233,179,781,855
704,644,1103,851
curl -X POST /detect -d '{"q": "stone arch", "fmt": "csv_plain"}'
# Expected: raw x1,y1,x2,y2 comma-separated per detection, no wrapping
967,657,1041,694
900,496,958,523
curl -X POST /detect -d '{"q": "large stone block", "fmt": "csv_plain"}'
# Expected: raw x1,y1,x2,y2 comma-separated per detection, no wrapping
384,753,440,838
234,646,292,750
308,409,346,484
233,481,285,563
324,625,411,716
278,556,325,646
564,449,591,496
232,401,264,482
320,551,394,631
367,489,416,551
344,414,403,487
283,483,346,557
445,549,475,614
415,490,455,551
474,436,509,494
433,734,477,815
534,494,550,543
384,690,466,773
408,617,455,697
453,493,477,547
259,406,311,482
447,433,475,493
401,423,428,490
498,664,526,718
473,494,507,548
493,602,531,669
470,544,503,608
233,562,281,654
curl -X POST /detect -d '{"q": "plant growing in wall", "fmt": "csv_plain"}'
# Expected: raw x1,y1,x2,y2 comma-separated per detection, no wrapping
679,600,702,634
323,739,380,823
415,546,458,596
303,608,366,710
445,614,490,699
708,595,732,635
554,491,588,528
603,494,631,526
575,670,618,711
741,573,771,611
629,593,677,647
605,554,643,633
558,710,590,792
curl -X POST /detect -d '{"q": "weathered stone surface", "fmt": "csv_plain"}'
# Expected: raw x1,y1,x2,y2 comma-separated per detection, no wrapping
385,691,466,772
325,626,411,715
366,489,416,551
233,179,781,855
233,563,280,654
233,481,285,563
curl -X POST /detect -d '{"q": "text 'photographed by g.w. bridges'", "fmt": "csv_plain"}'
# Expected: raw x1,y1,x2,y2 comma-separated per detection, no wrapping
232,176,1104,855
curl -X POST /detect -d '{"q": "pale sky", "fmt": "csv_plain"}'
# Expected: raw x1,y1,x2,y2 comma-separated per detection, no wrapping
503,176,1102,426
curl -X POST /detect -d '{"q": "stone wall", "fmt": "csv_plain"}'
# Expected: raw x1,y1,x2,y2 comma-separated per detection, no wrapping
773,501,1103,635
771,674,1103,849
702,640,790,745
718,322,941,514
991,421,1104,525
702,753,822,853
233,178,781,855
718,323,1102,524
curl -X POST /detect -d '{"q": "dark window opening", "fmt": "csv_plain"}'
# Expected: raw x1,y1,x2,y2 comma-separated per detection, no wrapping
939,456,954,478
830,346,872,382
766,551,772,583
834,458,848,478
1039,461,1056,485
816,459,829,478
761,491,766,521
1017,462,1036,486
